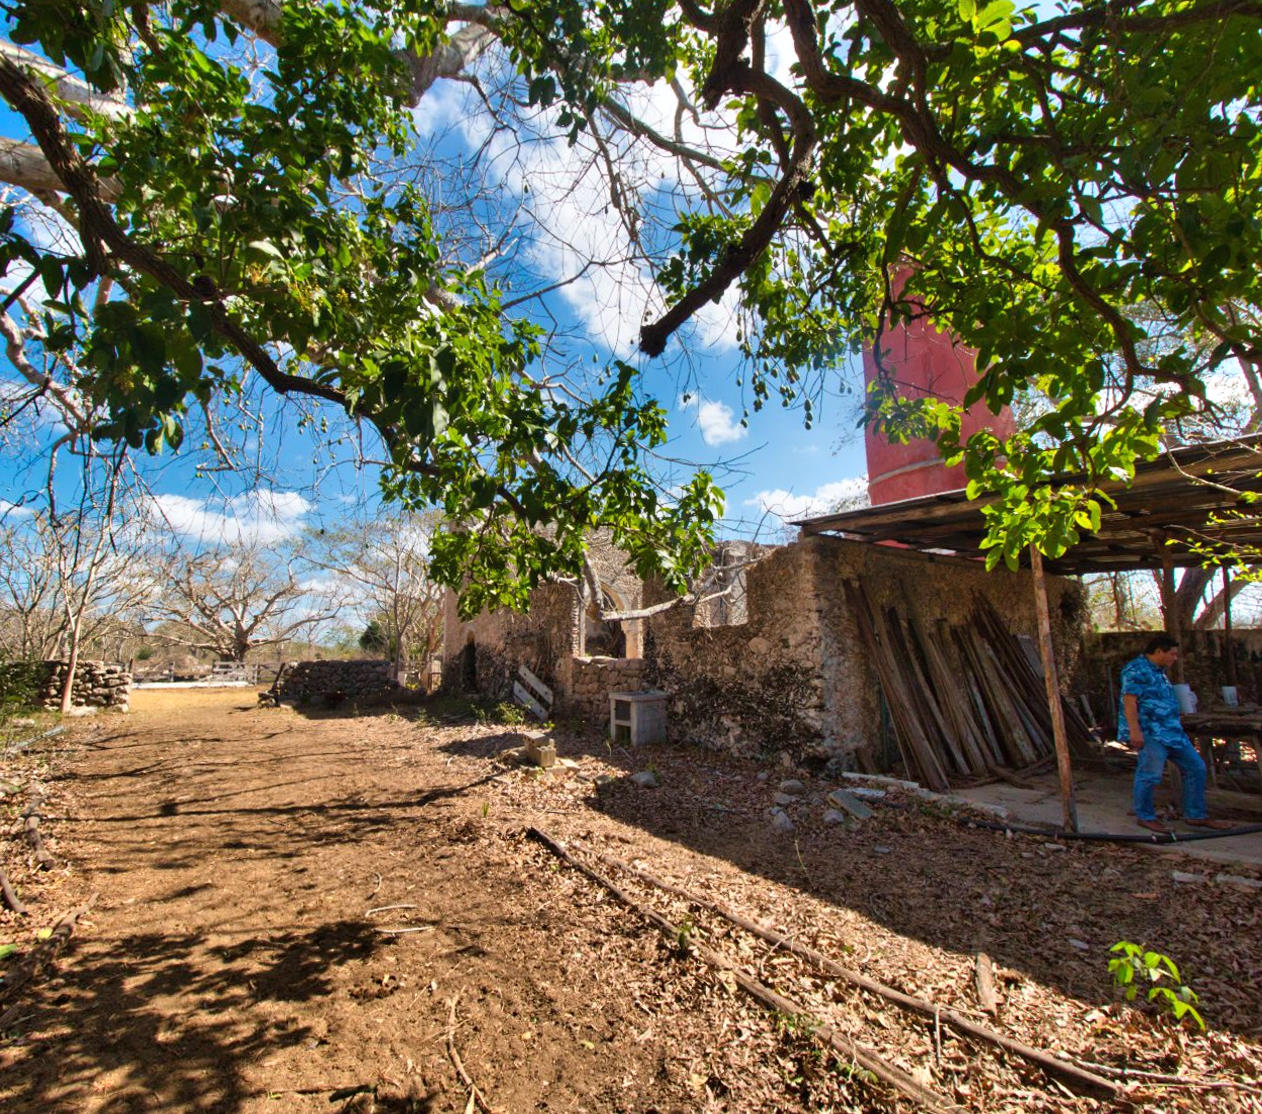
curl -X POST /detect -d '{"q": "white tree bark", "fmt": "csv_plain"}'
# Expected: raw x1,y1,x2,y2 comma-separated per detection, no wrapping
0,138,68,195
0,41,128,119
219,0,284,43
0,5,503,198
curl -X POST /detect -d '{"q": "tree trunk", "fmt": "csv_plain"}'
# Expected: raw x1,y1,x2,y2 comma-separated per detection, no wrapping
1194,575,1250,630
58,607,86,714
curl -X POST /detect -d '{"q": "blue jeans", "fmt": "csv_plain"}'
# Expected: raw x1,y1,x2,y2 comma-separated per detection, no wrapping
1133,734,1208,821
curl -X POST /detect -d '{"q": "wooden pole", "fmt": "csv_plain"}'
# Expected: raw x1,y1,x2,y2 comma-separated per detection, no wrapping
1223,567,1237,687
1160,553,1185,683
1029,546,1078,832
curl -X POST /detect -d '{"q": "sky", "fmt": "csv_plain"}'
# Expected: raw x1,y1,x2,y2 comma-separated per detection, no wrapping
7,9,1262,636
0,20,875,559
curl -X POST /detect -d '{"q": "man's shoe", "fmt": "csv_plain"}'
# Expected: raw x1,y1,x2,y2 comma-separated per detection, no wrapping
1137,819,1172,834
1184,818,1234,830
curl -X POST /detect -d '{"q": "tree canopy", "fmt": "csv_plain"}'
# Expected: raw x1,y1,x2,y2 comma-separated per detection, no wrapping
2,0,1260,603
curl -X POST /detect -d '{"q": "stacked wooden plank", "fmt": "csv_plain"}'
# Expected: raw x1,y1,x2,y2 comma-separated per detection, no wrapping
844,581,1095,790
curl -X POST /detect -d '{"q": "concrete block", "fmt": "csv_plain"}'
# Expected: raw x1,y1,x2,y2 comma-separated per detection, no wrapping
525,737,557,768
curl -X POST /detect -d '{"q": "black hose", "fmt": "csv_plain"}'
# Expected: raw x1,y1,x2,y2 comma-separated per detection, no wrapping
961,818,1262,844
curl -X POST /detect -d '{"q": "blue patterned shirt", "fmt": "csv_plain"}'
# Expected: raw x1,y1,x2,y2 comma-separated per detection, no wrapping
1118,654,1185,745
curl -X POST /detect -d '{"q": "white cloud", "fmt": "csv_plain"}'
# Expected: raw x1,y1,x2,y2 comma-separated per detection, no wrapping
746,476,869,521
409,78,474,138
427,60,745,357
149,489,312,547
0,500,35,520
679,394,747,446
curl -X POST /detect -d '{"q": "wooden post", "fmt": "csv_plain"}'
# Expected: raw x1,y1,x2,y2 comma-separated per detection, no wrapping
1223,567,1237,687
1029,546,1078,833
1160,553,1185,683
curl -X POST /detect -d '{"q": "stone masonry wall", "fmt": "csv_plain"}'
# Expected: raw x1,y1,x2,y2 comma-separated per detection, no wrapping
563,657,651,723
0,660,132,711
441,530,650,725
646,535,1083,767
442,581,577,700
277,660,399,705
438,531,1085,753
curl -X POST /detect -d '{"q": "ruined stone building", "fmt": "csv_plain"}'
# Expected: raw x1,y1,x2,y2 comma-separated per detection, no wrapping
442,531,1084,772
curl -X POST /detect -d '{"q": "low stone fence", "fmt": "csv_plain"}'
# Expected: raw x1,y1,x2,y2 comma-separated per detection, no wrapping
276,660,399,705
0,660,131,711
561,656,651,724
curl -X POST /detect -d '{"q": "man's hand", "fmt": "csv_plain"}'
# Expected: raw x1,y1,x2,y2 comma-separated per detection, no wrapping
1130,733,1143,751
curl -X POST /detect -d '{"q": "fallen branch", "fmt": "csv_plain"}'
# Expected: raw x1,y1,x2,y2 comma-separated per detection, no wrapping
0,865,28,914
3,725,66,755
0,893,97,1026
21,797,55,871
528,827,958,1114
575,839,1119,1101
1071,1059,1262,1095
446,994,497,1114
974,949,998,1016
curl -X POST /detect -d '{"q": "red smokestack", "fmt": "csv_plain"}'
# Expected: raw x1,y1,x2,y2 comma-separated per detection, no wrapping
862,270,1015,505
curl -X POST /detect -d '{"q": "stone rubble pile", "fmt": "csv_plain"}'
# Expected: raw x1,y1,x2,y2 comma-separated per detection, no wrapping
0,660,132,711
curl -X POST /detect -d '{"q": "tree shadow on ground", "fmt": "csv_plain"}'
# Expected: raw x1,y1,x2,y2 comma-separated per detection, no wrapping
436,723,1262,1039
0,920,386,1113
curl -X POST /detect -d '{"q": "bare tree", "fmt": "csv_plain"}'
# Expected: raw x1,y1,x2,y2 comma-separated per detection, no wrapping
311,511,444,681
0,512,64,659
150,545,338,663
44,449,158,711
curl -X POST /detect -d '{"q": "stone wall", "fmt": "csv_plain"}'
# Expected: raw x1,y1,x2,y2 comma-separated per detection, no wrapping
564,657,651,722
443,581,577,699
0,660,132,711
441,529,650,725
277,660,399,705
644,535,1084,766
438,531,1085,758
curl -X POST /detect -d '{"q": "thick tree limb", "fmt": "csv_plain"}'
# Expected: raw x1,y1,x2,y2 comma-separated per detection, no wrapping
0,41,128,120
21,797,56,872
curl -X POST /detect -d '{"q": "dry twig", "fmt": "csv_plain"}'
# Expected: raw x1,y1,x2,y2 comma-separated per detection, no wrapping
0,864,28,914
446,994,496,1114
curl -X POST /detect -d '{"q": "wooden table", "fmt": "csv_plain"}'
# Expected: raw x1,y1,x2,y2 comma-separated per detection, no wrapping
1182,710,1262,792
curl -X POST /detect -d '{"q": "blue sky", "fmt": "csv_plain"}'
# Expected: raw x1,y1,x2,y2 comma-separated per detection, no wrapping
0,19,874,554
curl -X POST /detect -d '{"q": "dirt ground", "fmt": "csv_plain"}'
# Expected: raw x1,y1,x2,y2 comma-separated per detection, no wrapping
2,688,1261,1114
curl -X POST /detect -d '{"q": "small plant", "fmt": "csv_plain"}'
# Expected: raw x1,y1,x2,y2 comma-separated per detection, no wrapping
471,699,528,726
773,1010,819,1040
1108,941,1205,1030
674,914,696,953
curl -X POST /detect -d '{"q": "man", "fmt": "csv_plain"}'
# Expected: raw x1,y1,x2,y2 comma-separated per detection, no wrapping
1119,635,1233,834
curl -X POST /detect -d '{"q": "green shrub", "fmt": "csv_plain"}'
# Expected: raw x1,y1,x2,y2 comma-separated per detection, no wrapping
472,699,528,726
1108,941,1205,1030
0,660,46,719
